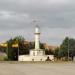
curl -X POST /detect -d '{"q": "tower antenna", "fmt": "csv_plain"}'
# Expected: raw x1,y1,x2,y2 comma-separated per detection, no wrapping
33,20,40,30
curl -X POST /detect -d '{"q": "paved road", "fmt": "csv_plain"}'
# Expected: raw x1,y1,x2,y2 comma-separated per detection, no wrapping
0,63,75,75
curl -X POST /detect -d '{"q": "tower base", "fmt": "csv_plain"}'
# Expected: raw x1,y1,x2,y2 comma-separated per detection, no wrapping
18,49,54,61
19,55,54,61
30,49,45,56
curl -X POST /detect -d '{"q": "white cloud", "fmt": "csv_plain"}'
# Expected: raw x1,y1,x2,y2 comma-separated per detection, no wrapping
0,11,12,19
0,10,30,19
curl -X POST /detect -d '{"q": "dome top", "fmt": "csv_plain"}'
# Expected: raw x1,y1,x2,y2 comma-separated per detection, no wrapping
35,25,40,33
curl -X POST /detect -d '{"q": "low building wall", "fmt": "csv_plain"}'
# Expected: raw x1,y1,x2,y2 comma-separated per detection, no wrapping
19,55,54,61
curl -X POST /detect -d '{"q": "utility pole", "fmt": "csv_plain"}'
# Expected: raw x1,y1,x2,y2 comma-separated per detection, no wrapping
68,38,69,61
7,42,9,60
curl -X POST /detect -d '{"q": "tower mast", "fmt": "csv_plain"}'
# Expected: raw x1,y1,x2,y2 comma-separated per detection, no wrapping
34,25,40,50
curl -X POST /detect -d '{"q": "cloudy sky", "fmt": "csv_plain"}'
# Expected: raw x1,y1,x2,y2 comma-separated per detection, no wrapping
0,0,75,46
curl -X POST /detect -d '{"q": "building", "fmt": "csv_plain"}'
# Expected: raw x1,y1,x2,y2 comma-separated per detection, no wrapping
19,25,54,61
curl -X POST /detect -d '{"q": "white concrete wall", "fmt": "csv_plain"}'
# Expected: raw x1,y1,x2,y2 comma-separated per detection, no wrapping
30,50,45,56
19,55,54,61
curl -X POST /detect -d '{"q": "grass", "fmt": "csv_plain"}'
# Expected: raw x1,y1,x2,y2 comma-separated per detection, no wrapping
0,56,7,61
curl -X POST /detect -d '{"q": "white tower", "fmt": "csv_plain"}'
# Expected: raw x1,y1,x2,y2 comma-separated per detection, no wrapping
34,25,40,50
30,24,45,56
18,23,54,61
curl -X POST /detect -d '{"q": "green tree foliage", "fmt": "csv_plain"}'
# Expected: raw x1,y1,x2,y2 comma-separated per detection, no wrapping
0,47,6,53
29,42,35,49
7,36,27,60
40,43,45,49
59,37,75,60
7,38,14,60
54,47,59,58
45,49,54,55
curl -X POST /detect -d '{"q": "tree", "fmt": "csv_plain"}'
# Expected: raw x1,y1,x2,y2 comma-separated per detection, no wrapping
7,38,14,60
40,43,45,49
54,47,59,58
59,37,75,60
7,36,28,60
29,42,35,49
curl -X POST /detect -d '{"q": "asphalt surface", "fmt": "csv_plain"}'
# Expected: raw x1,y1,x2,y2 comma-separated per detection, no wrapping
0,63,75,75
